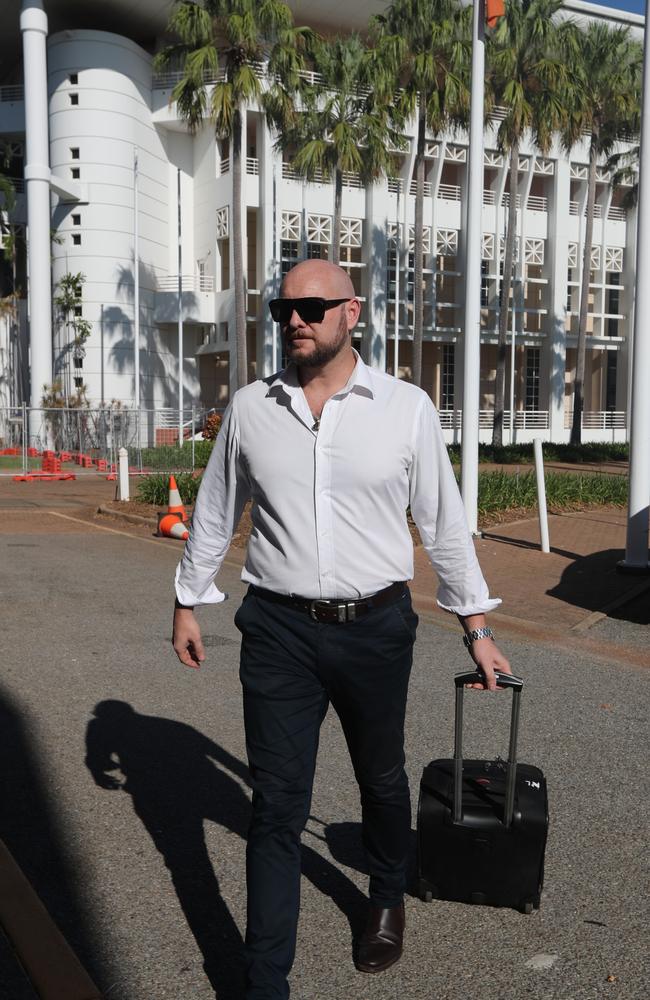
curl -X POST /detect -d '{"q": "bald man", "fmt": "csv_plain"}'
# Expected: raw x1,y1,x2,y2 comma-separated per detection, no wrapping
173,259,509,999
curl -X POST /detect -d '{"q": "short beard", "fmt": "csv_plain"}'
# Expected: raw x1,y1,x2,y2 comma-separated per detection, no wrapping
287,312,350,368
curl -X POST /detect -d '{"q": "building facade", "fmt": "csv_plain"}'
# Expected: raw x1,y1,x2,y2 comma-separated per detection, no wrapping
0,0,643,442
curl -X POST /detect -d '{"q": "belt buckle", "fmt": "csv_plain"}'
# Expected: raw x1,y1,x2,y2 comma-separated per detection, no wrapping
309,599,331,622
309,599,357,623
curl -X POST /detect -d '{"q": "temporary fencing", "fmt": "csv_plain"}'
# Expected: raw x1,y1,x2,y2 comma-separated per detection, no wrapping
0,405,222,477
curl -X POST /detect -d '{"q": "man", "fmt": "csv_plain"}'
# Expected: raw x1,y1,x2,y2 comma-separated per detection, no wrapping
173,259,511,999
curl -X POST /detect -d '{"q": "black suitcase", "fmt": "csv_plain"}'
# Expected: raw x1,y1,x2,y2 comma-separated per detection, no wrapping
417,670,548,914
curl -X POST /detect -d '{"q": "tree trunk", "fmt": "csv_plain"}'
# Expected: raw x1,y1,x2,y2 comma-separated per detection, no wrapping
493,141,519,448
412,100,426,388
232,107,248,389
571,134,598,445
332,166,342,265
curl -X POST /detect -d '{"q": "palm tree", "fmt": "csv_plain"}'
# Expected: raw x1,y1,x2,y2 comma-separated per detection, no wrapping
487,0,568,447
269,34,404,264
561,22,641,444
370,0,471,388
155,0,311,390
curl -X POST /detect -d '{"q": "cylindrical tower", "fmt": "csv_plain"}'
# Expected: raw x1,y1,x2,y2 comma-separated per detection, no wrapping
47,29,169,406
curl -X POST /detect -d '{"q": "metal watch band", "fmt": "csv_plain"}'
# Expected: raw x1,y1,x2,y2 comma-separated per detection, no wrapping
462,626,495,648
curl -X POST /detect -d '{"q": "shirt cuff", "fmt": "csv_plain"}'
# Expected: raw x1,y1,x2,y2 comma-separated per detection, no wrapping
174,564,228,606
436,597,502,616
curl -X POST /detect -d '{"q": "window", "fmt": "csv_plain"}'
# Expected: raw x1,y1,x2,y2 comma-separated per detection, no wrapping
70,147,80,160
306,243,328,260
219,238,230,290
72,233,81,246
606,352,617,411
525,348,541,411
69,73,78,85
74,304,83,316
69,93,79,106
72,214,81,226
281,240,299,278
71,167,80,179
441,344,455,411
481,261,491,308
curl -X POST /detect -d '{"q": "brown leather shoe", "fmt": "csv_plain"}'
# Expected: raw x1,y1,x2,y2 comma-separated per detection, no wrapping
355,902,405,973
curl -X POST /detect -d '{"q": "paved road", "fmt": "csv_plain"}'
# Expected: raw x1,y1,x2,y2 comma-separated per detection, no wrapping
1,510,648,1000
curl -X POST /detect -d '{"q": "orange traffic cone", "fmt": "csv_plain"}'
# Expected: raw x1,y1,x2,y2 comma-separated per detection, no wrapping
168,474,188,522
158,513,189,540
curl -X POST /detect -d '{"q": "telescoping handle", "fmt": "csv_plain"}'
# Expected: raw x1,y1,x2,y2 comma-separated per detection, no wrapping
453,670,524,828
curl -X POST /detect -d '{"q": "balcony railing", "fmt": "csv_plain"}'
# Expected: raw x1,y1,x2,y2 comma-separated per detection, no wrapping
246,157,259,175
566,410,626,429
219,156,230,175
438,183,461,201
157,275,214,293
438,410,550,429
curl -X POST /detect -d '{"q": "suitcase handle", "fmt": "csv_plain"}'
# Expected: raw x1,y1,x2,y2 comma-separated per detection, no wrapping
454,670,523,690
453,670,524,828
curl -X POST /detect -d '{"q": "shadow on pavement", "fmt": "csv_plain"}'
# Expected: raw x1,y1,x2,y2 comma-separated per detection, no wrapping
547,547,650,620
0,684,107,994
85,702,367,998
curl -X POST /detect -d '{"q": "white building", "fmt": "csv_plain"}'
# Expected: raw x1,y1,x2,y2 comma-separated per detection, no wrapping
0,0,643,443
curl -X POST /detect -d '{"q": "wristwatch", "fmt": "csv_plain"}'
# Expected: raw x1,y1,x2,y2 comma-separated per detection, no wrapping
462,626,495,648
174,597,195,610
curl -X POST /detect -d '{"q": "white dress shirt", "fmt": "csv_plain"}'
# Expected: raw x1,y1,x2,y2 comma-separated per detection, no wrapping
175,355,500,615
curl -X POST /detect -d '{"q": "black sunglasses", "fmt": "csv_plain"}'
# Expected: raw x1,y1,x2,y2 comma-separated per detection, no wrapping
268,297,352,324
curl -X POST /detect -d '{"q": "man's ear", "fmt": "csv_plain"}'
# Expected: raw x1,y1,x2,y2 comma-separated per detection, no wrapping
346,297,362,330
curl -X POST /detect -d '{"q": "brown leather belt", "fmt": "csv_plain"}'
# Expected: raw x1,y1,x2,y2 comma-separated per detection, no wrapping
249,581,407,624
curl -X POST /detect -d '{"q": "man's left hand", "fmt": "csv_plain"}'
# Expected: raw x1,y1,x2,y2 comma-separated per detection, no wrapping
466,638,512,692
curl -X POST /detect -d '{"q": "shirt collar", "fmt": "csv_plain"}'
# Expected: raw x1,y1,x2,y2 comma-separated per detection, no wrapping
268,350,375,401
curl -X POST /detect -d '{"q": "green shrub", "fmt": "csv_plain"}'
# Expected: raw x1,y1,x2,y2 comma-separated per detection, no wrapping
136,472,203,507
447,442,629,465
134,439,215,470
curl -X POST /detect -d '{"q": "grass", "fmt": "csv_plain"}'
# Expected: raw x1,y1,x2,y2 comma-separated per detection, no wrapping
476,470,627,519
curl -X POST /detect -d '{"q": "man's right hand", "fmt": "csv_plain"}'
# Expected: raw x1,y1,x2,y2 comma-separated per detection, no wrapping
172,608,206,669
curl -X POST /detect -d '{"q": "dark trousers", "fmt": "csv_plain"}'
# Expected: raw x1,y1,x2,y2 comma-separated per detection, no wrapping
234,585,418,1000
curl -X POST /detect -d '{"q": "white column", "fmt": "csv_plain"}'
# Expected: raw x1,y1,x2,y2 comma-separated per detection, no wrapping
21,0,52,441
461,0,485,534
259,116,278,376
621,17,650,572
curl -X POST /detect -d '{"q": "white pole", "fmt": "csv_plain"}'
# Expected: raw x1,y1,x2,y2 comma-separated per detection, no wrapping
118,446,130,501
621,16,650,573
533,437,550,553
461,0,485,534
21,0,53,445
394,184,401,378
177,167,184,448
133,147,140,445
510,282,516,443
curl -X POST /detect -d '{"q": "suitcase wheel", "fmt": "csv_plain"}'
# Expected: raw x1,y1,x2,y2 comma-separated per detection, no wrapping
522,901,534,915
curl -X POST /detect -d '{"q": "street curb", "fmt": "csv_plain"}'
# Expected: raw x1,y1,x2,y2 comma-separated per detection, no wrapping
97,505,157,527
0,839,103,1000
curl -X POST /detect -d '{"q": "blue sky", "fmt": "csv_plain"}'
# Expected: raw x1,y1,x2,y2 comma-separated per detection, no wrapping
589,0,645,13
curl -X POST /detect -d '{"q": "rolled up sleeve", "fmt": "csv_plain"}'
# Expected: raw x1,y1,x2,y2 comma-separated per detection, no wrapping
408,397,501,616
174,400,251,606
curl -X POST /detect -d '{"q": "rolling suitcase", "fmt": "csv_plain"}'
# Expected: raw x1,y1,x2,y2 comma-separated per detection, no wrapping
417,670,548,914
